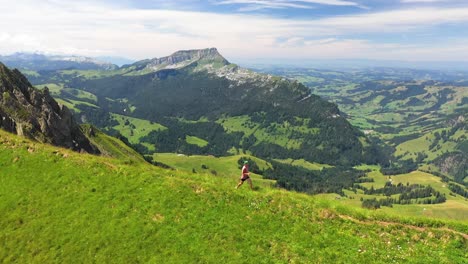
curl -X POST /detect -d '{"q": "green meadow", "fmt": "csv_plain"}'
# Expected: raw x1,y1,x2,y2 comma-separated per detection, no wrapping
36,83,100,113
395,128,460,161
110,113,167,151
1,130,466,263
152,153,271,182
185,135,209,147
218,115,317,150
274,158,333,171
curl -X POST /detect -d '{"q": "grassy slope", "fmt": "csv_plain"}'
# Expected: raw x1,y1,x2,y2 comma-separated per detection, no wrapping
36,84,100,113
217,115,317,150
152,153,271,184
274,158,333,171
81,124,146,163
395,128,460,161
1,130,466,263
35,83,63,95
158,155,468,221
110,113,167,151
185,135,209,147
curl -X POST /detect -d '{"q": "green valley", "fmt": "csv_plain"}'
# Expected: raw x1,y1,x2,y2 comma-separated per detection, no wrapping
254,66,467,186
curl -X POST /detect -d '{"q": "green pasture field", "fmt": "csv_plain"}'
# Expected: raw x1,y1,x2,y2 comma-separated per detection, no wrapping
218,115,318,150
110,113,167,151
395,129,460,161
274,158,333,171
185,135,209,147
0,129,466,263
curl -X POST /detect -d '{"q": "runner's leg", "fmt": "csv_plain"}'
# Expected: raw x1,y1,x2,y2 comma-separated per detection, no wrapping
247,178,253,190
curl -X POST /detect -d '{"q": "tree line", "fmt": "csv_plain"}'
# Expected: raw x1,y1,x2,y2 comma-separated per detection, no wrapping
360,182,446,209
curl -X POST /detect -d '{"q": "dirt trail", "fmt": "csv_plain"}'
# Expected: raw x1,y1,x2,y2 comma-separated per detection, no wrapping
338,214,468,239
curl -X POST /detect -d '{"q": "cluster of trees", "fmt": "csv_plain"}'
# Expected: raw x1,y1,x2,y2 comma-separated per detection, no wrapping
380,159,418,175
362,194,446,209
390,133,420,146
379,84,426,106
139,118,244,156
75,105,119,128
365,182,429,196
428,129,458,151
263,161,368,196
361,182,446,209
142,155,174,170
448,183,468,198
361,198,385,209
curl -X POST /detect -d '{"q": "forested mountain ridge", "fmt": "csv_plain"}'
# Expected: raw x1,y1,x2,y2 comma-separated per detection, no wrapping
16,48,381,166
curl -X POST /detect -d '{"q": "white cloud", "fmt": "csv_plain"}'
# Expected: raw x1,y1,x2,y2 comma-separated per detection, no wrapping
215,0,361,10
310,8,468,33
299,0,359,5
400,0,453,4
0,33,42,54
267,38,468,62
216,0,312,10
1,0,468,61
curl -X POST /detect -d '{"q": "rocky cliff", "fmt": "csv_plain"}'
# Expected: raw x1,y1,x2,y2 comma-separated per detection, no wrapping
141,48,229,71
0,62,98,153
433,151,467,183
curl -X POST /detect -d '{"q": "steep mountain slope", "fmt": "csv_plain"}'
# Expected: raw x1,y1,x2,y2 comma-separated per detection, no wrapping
27,48,377,166
0,129,466,263
0,63,97,153
0,52,117,71
80,124,146,163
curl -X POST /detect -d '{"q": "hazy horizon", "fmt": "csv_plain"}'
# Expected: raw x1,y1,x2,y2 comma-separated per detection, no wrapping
1,0,468,64
3,49,468,71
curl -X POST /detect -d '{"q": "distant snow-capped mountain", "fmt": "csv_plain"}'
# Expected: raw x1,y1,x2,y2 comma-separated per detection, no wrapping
0,52,118,71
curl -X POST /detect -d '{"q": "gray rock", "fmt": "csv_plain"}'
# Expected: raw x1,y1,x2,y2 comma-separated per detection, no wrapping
0,62,99,153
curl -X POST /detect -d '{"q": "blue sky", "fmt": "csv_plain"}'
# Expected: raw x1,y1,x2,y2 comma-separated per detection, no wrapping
1,0,468,63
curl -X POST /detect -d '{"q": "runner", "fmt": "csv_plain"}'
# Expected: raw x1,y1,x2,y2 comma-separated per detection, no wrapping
236,160,253,190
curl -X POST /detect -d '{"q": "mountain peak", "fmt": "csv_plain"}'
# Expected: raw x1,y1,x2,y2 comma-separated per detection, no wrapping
144,48,229,71
170,48,225,61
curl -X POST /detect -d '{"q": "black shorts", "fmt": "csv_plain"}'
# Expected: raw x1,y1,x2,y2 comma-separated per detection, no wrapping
241,176,250,182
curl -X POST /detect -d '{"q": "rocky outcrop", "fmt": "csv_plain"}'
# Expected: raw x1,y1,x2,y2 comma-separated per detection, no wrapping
0,62,99,153
151,48,226,64
145,48,229,71
433,151,467,183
